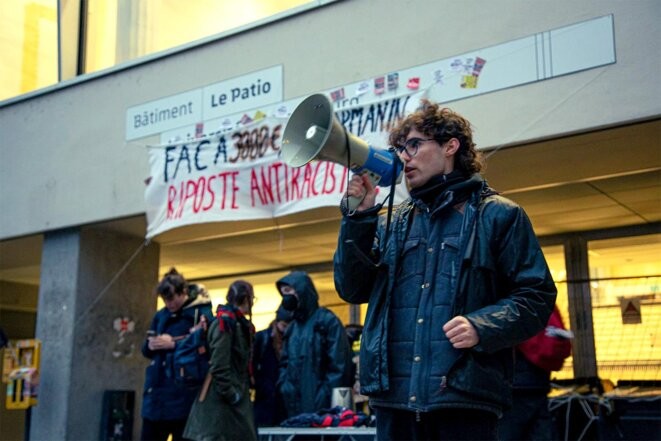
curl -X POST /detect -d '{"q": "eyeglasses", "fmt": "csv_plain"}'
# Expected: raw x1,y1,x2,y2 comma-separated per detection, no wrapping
395,138,435,157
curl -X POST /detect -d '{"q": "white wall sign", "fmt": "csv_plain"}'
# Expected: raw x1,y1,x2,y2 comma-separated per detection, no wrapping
203,65,283,120
318,15,616,110
126,65,283,141
126,89,202,141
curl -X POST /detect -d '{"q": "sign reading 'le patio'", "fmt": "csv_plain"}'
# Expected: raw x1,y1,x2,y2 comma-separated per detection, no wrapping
125,65,283,140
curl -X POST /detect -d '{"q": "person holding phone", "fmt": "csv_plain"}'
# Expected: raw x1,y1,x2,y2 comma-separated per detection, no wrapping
140,268,213,441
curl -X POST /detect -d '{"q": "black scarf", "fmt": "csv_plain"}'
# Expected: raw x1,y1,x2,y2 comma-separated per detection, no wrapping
409,170,467,207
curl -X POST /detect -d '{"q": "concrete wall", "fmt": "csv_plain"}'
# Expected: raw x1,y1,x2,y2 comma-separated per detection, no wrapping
1,0,659,240
30,227,159,441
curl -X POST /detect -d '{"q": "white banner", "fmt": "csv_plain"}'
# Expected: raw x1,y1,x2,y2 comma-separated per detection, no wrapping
144,95,416,238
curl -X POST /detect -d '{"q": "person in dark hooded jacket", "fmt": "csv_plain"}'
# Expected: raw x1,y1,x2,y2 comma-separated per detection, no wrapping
276,271,353,419
252,304,293,427
140,268,213,441
334,101,557,440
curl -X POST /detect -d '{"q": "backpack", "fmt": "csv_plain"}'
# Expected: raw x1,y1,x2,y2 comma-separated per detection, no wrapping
517,306,573,372
173,324,210,387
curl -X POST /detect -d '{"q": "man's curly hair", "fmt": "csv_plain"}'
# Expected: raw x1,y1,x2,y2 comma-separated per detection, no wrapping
389,99,484,175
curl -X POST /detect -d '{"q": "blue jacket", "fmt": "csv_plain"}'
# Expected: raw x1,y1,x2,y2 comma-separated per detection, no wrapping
333,175,556,415
141,295,213,421
276,271,353,417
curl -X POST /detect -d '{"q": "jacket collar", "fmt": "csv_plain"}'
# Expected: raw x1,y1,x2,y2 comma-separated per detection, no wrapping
412,173,485,214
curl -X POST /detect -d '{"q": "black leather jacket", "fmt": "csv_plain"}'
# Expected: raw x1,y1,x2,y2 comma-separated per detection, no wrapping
333,175,556,415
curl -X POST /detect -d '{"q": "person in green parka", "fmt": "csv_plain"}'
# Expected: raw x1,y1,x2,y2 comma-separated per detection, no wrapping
184,280,257,441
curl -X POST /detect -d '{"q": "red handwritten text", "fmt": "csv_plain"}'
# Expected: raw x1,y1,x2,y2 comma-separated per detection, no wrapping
250,161,348,206
167,170,240,219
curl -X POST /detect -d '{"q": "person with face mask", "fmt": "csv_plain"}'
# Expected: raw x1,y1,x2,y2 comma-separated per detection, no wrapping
140,268,214,441
276,271,353,419
333,101,557,440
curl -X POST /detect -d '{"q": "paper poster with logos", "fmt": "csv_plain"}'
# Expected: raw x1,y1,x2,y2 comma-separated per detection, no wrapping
316,15,614,112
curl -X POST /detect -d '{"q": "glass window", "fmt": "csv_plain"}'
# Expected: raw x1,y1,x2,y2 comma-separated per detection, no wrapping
542,245,573,380
588,233,661,384
0,0,58,102
83,0,313,74
1,0,322,102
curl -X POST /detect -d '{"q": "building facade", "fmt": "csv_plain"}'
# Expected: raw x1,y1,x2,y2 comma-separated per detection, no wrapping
0,1,659,439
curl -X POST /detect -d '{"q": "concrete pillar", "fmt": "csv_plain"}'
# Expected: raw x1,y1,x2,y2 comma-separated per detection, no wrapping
30,226,159,441
564,235,599,383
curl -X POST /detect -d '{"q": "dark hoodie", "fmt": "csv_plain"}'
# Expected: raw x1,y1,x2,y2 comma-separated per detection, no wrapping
276,271,353,417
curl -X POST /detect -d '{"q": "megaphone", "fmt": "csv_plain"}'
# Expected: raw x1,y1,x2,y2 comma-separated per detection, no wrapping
281,93,402,210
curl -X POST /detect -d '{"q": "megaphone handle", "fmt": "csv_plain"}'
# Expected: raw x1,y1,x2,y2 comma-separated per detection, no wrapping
346,193,366,212
346,171,380,212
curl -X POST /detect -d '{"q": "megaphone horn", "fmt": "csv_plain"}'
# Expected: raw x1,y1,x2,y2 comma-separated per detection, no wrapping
281,94,402,209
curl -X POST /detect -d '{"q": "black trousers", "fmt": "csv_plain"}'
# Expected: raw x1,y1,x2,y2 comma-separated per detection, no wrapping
374,406,498,441
498,391,552,441
140,418,188,441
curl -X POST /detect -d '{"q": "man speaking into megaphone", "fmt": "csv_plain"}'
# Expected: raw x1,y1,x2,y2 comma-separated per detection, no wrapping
330,99,557,440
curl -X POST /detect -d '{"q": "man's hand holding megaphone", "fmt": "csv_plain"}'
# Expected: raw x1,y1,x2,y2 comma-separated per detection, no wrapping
346,174,378,212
